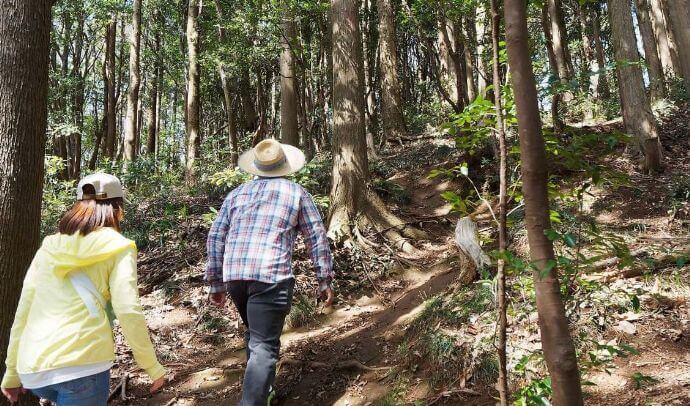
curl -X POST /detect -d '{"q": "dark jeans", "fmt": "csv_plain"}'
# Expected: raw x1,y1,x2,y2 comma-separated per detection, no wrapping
30,370,110,406
227,279,294,406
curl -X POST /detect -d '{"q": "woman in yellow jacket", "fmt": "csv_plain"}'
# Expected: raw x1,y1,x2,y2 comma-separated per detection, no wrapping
1,174,166,405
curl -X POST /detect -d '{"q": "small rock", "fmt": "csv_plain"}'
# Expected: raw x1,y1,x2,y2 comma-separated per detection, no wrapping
615,320,637,335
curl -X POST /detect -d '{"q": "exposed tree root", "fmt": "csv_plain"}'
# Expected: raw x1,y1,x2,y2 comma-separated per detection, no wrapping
586,247,690,282
278,358,389,372
329,188,428,254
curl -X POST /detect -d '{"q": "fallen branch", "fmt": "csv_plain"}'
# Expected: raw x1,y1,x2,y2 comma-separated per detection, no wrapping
587,247,690,282
427,387,481,405
108,374,129,402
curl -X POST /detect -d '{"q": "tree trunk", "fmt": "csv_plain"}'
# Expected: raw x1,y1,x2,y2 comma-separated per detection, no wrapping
239,68,258,132
635,0,666,100
213,0,239,166
105,17,117,160
280,3,299,147
657,0,683,77
362,0,379,158
541,3,564,130
504,1,584,404
377,0,407,143
649,0,680,76
608,0,664,173
70,6,85,179
490,0,508,403
664,0,690,93
146,18,161,156
124,0,142,164
185,0,201,182
592,5,611,99
0,0,52,398
329,0,425,251
463,16,478,102
476,4,489,96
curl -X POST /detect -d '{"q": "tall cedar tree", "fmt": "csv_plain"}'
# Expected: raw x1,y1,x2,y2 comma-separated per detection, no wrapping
185,0,201,182
0,0,53,397
377,0,408,143
329,0,426,251
280,2,300,147
214,0,240,166
504,0,584,404
608,0,663,173
124,0,142,163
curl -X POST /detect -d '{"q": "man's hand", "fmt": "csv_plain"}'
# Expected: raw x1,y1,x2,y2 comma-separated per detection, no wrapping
209,292,227,307
2,387,26,403
319,287,335,307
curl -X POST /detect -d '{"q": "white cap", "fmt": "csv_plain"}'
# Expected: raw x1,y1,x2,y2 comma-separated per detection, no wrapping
76,173,126,201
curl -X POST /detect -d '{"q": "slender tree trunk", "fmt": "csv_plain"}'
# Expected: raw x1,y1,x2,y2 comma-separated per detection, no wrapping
377,0,407,143
185,0,201,182
239,68,258,131
592,5,611,99
280,3,299,147
105,17,117,160
664,0,690,93
70,6,85,179
362,0,379,158
541,4,564,130
0,1,52,399
649,0,679,76
490,0,509,403
609,0,664,173
657,0,683,77
124,0,142,164
146,18,161,156
476,4,489,96
463,17,478,102
213,0,239,166
504,1,584,404
635,0,666,100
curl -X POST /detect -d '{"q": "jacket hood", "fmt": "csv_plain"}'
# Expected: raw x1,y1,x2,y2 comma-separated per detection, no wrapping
41,228,136,278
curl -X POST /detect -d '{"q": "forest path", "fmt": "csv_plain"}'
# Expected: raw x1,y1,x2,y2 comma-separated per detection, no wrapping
143,252,465,406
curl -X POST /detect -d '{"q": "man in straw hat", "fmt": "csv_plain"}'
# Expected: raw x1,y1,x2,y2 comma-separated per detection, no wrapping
206,139,335,405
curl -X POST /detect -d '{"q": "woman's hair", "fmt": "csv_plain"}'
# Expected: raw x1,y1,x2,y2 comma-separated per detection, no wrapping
58,184,124,236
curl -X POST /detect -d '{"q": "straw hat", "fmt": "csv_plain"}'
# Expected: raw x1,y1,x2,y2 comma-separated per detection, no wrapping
238,139,306,177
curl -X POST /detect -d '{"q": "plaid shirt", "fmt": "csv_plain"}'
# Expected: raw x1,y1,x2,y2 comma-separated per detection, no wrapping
206,177,334,294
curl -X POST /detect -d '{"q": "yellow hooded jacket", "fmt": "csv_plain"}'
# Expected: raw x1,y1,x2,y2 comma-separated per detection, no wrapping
1,227,165,389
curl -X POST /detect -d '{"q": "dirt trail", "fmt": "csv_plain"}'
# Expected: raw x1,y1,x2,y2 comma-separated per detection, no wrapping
142,257,465,406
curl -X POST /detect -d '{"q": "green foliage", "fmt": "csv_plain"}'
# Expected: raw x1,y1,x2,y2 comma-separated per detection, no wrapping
630,372,658,389
514,376,552,406
42,156,76,237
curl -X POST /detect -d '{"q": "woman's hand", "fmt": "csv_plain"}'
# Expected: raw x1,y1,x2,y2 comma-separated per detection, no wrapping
150,376,166,394
1,386,26,403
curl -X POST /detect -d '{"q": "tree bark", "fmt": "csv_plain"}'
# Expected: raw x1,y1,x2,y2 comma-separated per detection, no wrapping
185,0,201,182
664,0,690,93
329,0,425,251
105,17,117,160
146,16,161,156
635,0,666,100
657,0,683,77
70,5,85,179
213,0,239,167
280,3,300,147
504,1,584,404
541,3,564,130
124,0,142,164
0,0,52,399
377,0,407,143
463,17,478,102
592,5,611,99
239,68,259,132
362,0,379,158
490,0,509,403
475,4,489,97
608,0,664,173
649,0,680,76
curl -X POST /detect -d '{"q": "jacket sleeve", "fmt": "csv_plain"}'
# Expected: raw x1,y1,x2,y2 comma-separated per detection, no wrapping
205,195,232,293
109,248,166,381
1,259,38,389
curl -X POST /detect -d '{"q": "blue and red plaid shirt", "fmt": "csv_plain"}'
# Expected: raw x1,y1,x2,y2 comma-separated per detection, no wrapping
206,177,334,294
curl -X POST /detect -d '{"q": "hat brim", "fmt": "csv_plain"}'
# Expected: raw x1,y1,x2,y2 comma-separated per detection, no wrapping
237,143,306,177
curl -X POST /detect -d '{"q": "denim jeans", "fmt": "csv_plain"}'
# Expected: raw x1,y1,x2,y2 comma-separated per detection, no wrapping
227,279,294,406
30,370,110,406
